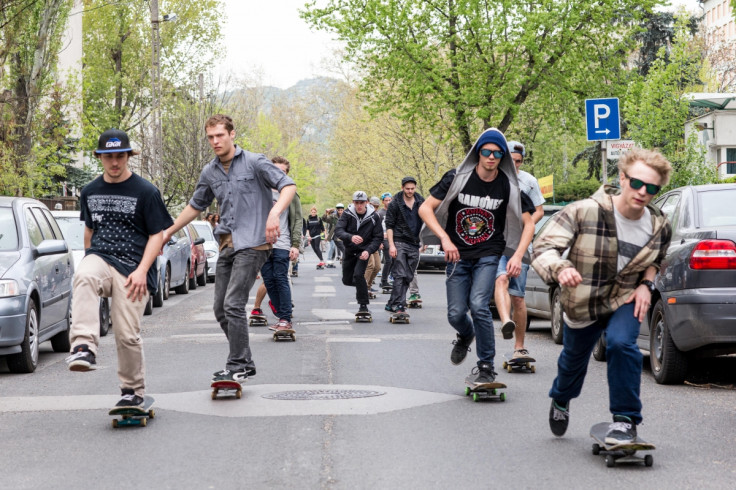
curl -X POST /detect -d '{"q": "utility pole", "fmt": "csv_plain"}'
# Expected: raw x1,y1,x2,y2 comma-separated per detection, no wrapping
150,0,163,192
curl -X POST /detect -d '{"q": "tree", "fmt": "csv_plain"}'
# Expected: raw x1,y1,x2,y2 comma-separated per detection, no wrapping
302,0,659,151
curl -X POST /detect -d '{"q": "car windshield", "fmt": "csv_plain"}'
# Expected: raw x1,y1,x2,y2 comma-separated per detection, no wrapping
0,208,19,250
54,217,85,250
700,189,736,227
192,223,215,241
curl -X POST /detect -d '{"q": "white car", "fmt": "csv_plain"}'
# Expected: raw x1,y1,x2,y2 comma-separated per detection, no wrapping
191,220,218,282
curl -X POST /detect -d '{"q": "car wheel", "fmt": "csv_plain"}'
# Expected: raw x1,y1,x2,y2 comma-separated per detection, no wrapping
144,294,153,315
189,262,198,290
51,300,72,352
99,298,111,337
152,272,164,307
8,299,40,373
197,261,207,286
592,332,606,362
649,299,688,384
550,287,564,345
163,265,171,300
174,263,190,294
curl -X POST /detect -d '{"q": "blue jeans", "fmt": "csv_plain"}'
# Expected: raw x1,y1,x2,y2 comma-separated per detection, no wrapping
213,247,269,372
495,255,529,297
327,240,336,261
549,302,644,424
445,255,500,366
260,248,292,322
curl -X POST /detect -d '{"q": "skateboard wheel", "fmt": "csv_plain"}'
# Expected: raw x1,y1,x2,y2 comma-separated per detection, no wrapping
149,409,155,419
112,419,118,428
530,365,536,373
236,390,242,399
211,390,218,400
472,392,480,402
592,443,601,455
290,334,296,341
464,387,471,396
502,362,508,369
645,455,653,467
606,455,615,467
140,417,147,427
506,365,512,373
499,392,506,402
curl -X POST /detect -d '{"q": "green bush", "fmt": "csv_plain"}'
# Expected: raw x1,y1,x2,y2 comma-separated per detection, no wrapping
553,179,602,202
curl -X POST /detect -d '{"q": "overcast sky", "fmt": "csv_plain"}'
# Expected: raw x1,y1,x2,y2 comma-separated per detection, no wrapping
217,0,700,90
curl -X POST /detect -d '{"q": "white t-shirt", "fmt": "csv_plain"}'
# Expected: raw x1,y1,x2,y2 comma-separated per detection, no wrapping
517,170,545,207
614,205,652,272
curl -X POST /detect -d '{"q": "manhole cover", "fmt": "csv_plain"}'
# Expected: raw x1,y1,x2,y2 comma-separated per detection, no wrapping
262,389,386,400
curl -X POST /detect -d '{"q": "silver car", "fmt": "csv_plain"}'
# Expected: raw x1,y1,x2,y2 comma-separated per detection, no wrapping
191,220,218,281
0,197,73,373
161,227,193,297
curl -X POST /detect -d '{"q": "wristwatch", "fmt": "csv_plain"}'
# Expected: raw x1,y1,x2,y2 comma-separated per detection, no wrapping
639,279,656,293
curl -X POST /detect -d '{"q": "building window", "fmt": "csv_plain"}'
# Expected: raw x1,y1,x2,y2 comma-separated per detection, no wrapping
727,148,736,175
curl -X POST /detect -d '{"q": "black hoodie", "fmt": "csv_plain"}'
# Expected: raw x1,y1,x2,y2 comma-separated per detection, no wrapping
335,204,383,255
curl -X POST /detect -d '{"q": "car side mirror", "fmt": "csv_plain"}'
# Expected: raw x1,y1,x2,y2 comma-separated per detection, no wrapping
193,238,205,246
34,239,69,258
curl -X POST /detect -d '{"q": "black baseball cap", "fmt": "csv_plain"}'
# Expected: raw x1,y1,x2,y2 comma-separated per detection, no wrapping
401,176,417,186
95,129,139,155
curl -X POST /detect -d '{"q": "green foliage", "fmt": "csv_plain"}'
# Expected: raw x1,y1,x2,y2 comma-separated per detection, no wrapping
553,179,601,203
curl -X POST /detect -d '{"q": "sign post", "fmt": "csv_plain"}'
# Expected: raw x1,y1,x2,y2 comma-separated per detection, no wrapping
585,98,621,184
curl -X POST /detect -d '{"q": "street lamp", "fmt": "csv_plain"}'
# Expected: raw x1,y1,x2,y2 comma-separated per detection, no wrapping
150,1,176,193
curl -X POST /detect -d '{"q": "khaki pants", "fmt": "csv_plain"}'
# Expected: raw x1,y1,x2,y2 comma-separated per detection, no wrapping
70,254,148,396
364,251,381,287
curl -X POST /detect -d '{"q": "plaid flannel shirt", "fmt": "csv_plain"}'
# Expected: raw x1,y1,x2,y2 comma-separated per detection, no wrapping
531,185,671,326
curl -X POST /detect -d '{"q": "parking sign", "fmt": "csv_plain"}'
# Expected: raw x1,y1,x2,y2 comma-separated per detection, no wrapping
585,98,620,141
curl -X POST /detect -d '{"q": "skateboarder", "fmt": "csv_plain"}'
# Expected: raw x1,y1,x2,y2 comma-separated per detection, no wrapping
164,114,296,383
377,192,394,290
419,128,533,386
493,140,546,359
306,207,326,268
335,191,383,319
65,129,173,408
532,148,672,444
384,176,424,317
364,196,384,293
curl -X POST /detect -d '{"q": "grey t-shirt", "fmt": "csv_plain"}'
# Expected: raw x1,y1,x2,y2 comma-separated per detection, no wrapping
272,190,290,250
614,206,652,272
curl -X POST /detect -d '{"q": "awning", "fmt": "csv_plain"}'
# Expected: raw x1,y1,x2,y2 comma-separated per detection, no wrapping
685,93,736,110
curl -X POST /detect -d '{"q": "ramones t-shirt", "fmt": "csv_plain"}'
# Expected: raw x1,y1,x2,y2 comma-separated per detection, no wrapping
430,168,511,260
80,173,173,292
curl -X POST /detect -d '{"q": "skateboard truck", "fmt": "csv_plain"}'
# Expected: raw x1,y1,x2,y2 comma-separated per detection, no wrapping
109,395,155,428
590,422,655,467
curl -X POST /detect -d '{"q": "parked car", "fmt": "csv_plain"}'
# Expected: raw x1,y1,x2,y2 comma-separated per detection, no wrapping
0,197,73,373
161,227,193,297
191,220,218,282
183,224,207,289
633,183,736,384
418,244,446,270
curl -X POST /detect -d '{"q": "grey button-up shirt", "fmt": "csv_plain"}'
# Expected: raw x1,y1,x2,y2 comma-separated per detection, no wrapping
190,146,295,251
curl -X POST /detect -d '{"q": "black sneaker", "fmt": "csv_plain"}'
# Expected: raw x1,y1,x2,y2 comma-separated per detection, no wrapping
469,362,496,384
384,304,396,312
501,321,516,340
212,369,248,383
65,344,97,371
115,388,144,408
358,304,370,314
549,399,570,437
605,415,637,445
212,367,255,379
450,333,475,365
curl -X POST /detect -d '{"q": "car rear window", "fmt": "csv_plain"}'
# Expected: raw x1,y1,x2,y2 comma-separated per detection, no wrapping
0,208,19,250
700,189,736,227
193,223,215,241
55,217,85,250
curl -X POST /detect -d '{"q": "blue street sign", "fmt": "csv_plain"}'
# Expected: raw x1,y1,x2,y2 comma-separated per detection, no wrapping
585,98,620,141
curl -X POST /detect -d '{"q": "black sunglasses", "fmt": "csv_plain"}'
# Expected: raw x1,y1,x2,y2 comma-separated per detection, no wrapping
479,148,504,159
624,173,661,195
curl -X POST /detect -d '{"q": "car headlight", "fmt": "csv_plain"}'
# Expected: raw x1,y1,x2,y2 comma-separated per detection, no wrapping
0,280,20,297
206,250,217,259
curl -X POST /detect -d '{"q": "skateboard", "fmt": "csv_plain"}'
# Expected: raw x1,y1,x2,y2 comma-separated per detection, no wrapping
273,327,296,342
590,422,655,467
407,299,422,308
249,314,268,327
368,292,377,299
355,311,373,323
325,262,337,268
109,395,155,428
316,263,325,270
463,379,507,402
389,312,410,324
502,352,536,373
211,379,243,400
291,270,298,277
381,286,393,294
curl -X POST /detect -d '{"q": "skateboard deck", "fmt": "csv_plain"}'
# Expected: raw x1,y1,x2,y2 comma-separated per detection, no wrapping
355,312,373,323
109,395,155,428
381,286,392,294
211,380,243,400
368,292,377,299
249,314,268,327
316,264,325,269
272,328,296,342
325,262,337,268
590,422,655,467
464,380,507,402
389,312,410,324
407,300,422,308
502,352,536,373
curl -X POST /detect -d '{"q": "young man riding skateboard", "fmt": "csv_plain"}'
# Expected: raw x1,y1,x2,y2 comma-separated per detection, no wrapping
532,148,672,444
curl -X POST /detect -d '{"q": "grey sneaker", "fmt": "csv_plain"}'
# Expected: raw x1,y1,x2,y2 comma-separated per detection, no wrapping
549,399,570,437
212,369,248,383
469,362,496,384
605,415,637,445
115,388,144,408
65,344,97,371
450,333,475,365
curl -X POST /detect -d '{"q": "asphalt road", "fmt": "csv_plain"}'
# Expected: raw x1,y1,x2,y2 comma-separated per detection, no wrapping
1,254,735,489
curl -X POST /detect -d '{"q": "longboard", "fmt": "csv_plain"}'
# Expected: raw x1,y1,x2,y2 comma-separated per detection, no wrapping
211,380,243,400
355,311,373,323
109,395,155,428
389,312,410,324
408,299,422,309
502,352,536,373
464,379,507,402
273,328,296,342
249,314,268,327
590,422,655,467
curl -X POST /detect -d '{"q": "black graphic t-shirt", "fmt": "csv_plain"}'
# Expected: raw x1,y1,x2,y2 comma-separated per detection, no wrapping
80,173,173,292
430,168,511,260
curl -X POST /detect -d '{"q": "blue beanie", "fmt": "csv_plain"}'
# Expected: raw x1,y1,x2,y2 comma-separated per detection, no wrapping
474,129,508,156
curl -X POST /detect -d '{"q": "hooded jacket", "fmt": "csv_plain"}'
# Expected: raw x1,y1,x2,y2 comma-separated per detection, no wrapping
335,204,384,255
531,185,671,326
419,128,524,259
